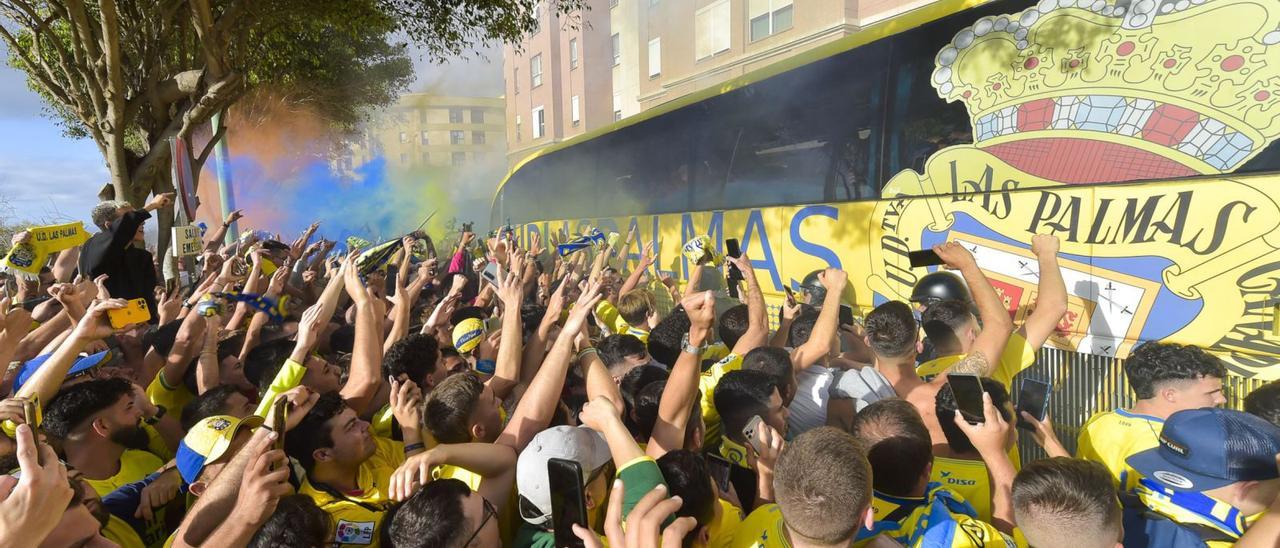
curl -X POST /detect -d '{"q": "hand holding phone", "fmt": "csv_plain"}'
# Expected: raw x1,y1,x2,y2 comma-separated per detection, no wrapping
547,458,588,548
742,415,766,454
908,249,945,268
947,374,986,424
108,298,151,329
1016,379,1052,431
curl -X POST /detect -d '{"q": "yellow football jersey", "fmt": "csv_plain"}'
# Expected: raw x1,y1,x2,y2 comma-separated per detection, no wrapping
1076,408,1162,493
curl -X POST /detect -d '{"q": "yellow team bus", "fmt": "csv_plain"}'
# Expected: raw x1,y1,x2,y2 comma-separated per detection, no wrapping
492,0,1280,432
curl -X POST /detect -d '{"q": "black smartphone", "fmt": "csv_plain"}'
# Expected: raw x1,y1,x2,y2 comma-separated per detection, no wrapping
23,397,40,465
839,304,855,327
705,453,732,493
948,374,986,424
547,458,588,548
1016,379,1052,430
271,397,288,453
783,286,797,307
908,249,946,268
725,238,743,299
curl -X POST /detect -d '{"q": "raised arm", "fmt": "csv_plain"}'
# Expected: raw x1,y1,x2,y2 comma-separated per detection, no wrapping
497,278,602,453
489,254,526,400
647,291,714,458
195,312,224,395
520,278,568,387
619,242,655,298
792,269,847,371
389,442,519,512
728,253,768,356
16,299,129,405
934,241,1014,374
202,210,243,253
339,259,382,413
1018,235,1066,350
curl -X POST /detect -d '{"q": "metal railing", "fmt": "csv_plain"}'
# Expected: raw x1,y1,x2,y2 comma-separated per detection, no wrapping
1015,347,1269,463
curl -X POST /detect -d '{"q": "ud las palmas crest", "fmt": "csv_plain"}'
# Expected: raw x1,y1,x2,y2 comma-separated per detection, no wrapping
871,0,1280,377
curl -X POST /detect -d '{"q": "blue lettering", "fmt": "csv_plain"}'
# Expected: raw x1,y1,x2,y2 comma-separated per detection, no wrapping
654,215,677,279
740,209,784,291
524,223,542,249
789,205,843,289
625,217,643,268
595,218,622,239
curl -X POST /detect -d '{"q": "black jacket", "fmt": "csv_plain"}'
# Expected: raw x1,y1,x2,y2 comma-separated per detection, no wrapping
78,210,158,323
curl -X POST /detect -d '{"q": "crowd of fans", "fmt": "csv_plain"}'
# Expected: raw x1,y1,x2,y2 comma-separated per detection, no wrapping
1,194,1280,547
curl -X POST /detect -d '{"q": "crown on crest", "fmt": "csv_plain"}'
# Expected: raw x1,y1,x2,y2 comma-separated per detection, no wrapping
933,0,1280,182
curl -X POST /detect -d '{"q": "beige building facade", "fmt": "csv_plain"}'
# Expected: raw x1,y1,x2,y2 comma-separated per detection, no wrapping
503,0,935,166
350,94,506,171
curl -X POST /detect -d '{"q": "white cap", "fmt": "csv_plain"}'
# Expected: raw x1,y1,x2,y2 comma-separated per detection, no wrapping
516,426,612,526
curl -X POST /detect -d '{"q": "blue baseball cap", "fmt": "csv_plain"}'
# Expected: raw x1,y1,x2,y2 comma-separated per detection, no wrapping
12,350,113,392
1128,408,1280,492
176,414,264,485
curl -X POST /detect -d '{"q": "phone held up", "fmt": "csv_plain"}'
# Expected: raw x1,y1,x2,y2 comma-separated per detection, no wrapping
1016,379,1052,431
547,457,589,548
947,374,986,425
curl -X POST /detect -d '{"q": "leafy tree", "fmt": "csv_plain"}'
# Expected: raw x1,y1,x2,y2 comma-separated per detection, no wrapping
0,0,584,255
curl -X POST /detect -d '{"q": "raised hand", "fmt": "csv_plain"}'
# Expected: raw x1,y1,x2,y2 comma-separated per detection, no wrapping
388,377,423,432
934,241,977,271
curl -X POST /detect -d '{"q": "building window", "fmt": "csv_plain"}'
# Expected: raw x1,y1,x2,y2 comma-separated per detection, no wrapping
695,0,731,60
614,110,623,121
398,131,408,143
449,108,463,123
571,95,581,126
515,115,522,143
421,151,430,164
399,152,408,164
532,1,542,33
473,131,486,145
749,0,794,42
471,108,485,124
531,54,543,88
610,0,618,7
452,152,466,166
570,38,579,69
450,130,465,144
611,33,621,67
612,92,623,121
648,37,662,78
514,68,519,94
532,106,546,139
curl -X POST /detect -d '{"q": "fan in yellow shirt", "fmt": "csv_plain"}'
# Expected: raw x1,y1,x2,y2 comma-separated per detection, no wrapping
289,393,410,547
1076,341,1227,493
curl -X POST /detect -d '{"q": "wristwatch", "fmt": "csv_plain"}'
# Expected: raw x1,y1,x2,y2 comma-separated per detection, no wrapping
144,405,167,425
680,333,703,356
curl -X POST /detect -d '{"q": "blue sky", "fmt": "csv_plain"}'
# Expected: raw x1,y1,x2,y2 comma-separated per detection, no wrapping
0,41,503,228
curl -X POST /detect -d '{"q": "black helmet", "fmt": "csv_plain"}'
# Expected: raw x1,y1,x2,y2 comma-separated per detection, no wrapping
800,270,827,305
910,271,970,306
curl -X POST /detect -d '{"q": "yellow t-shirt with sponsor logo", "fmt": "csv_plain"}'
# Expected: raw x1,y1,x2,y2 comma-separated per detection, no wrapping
1076,408,1162,493
708,498,746,548
300,436,406,547
729,503,789,548
930,457,993,524
701,352,744,447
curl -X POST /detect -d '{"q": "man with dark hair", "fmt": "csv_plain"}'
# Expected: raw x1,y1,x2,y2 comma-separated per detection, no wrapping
848,399,1012,546
1245,380,1280,427
598,334,653,381
742,346,795,405
1124,408,1280,546
733,427,873,547
248,495,333,548
287,390,422,546
375,333,444,438
44,377,176,545
382,479,498,547
719,304,751,351
657,449,734,547
1077,341,1227,493
916,237,1064,393
648,308,694,369
714,369,787,469
933,377,1015,522
619,364,668,442
861,300,951,444
1012,458,1122,548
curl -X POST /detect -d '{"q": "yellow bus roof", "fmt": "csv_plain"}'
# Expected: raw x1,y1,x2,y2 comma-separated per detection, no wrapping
491,0,996,211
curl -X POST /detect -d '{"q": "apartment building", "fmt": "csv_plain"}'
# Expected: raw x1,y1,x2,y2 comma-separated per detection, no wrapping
503,0,935,166
347,94,506,171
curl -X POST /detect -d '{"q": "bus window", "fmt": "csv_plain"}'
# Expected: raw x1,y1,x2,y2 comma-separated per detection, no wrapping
883,24,973,186
695,41,890,210
593,113,695,217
